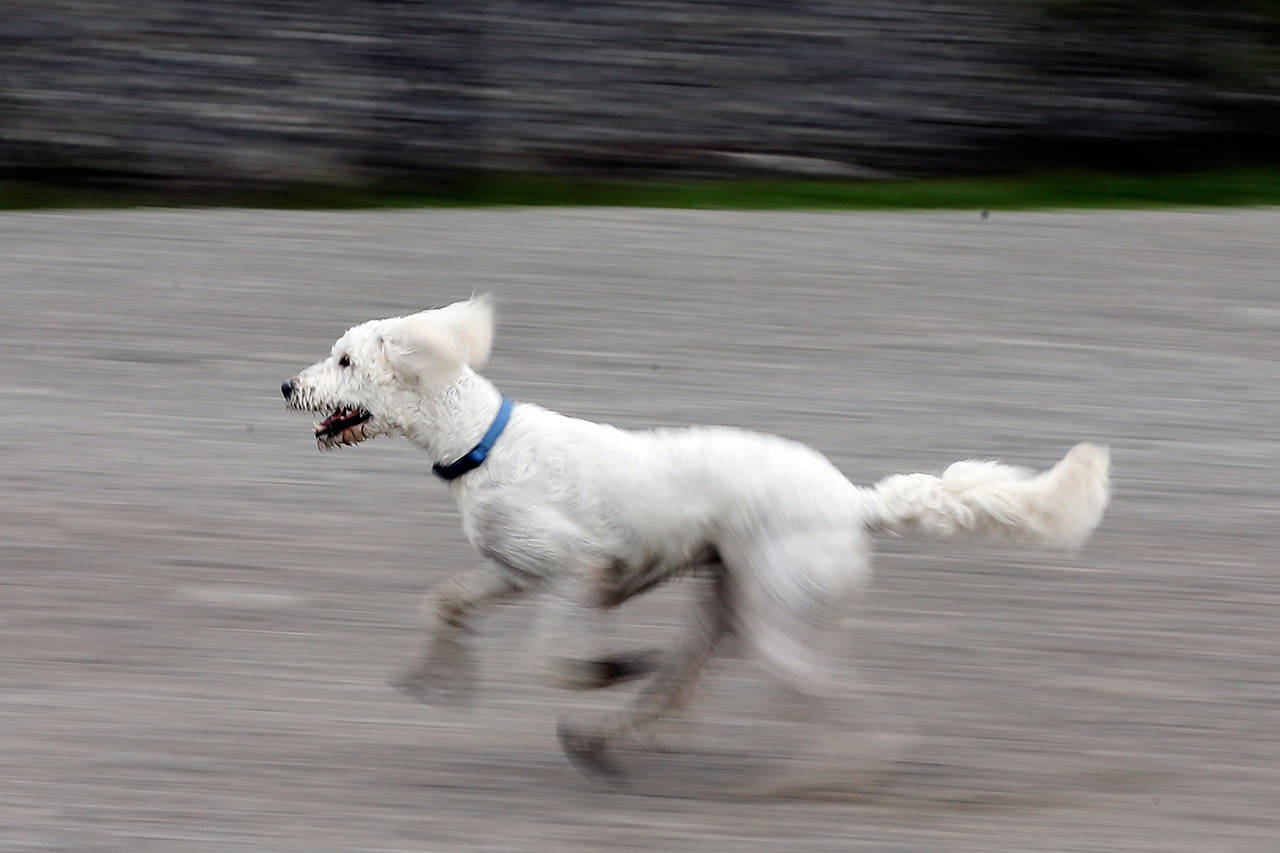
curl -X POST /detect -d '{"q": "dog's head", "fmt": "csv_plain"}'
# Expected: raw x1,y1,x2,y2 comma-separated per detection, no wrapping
281,294,495,450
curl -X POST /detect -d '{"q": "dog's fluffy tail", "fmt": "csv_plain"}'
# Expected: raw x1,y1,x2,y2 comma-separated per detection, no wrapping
866,443,1110,550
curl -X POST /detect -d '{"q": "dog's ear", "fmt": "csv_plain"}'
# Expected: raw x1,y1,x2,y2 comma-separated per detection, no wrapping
439,292,494,369
378,294,495,385
377,330,424,386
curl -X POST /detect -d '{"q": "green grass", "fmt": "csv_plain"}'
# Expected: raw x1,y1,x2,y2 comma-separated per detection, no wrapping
4,168,1280,211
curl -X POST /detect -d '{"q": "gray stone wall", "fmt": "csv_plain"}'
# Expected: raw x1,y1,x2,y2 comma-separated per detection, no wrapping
2,1,1276,185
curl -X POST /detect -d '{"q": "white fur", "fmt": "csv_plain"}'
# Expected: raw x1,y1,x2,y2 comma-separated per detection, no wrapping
868,442,1110,549
284,296,1110,753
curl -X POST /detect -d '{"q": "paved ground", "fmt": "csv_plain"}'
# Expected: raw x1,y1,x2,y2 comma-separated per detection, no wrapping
2,207,1278,851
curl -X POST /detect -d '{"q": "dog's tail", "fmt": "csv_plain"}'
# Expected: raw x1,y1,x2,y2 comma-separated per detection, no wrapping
865,443,1110,550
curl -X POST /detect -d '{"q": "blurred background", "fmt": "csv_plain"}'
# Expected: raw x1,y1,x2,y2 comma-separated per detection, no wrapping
3,4,1280,853
2,0,1279,193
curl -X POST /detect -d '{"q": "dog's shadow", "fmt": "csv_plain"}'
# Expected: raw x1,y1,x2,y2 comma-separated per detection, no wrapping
596,737,1162,811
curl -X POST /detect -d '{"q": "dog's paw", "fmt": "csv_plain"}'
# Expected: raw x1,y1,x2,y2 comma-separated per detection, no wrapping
548,650,662,691
391,647,476,707
391,664,476,706
557,719,624,781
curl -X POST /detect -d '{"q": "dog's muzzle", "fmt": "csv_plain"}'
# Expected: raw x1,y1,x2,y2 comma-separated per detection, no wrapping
281,378,374,449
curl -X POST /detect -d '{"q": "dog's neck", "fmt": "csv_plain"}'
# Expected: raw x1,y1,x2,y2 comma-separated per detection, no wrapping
402,367,506,466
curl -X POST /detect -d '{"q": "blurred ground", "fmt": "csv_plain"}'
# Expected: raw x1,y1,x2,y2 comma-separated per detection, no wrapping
2,208,1278,851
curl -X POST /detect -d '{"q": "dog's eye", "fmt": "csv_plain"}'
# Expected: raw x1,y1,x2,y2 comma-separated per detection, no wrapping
338,355,351,368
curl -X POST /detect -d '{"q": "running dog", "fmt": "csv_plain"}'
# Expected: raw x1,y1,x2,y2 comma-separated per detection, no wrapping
281,295,1110,775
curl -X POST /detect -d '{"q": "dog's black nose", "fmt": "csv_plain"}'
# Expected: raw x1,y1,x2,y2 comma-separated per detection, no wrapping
281,380,295,400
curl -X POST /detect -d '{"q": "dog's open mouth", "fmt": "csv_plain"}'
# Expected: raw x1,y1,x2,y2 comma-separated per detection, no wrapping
315,406,372,447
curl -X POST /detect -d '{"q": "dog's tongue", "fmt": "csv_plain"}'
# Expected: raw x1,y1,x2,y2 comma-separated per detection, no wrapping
316,410,346,434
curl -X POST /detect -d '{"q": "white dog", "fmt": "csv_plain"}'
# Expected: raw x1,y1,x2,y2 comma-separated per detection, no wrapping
282,295,1110,776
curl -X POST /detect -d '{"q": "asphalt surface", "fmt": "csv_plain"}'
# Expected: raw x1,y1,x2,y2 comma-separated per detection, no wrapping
3,207,1278,851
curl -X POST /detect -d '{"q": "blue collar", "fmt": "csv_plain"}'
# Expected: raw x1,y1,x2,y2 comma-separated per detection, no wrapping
432,395,514,481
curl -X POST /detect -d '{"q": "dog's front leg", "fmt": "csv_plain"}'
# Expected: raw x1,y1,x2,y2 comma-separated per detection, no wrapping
393,563,524,706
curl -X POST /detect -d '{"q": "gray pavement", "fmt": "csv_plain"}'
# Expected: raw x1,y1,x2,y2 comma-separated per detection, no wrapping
2,208,1278,851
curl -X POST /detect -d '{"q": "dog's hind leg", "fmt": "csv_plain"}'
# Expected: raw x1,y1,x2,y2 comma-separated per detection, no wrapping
557,572,732,777
552,651,662,691
736,662,911,800
736,553,908,798
393,563,526,706
532,574,662,691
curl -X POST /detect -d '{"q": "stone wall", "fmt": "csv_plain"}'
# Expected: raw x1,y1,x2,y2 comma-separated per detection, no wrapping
3,1,1276,185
